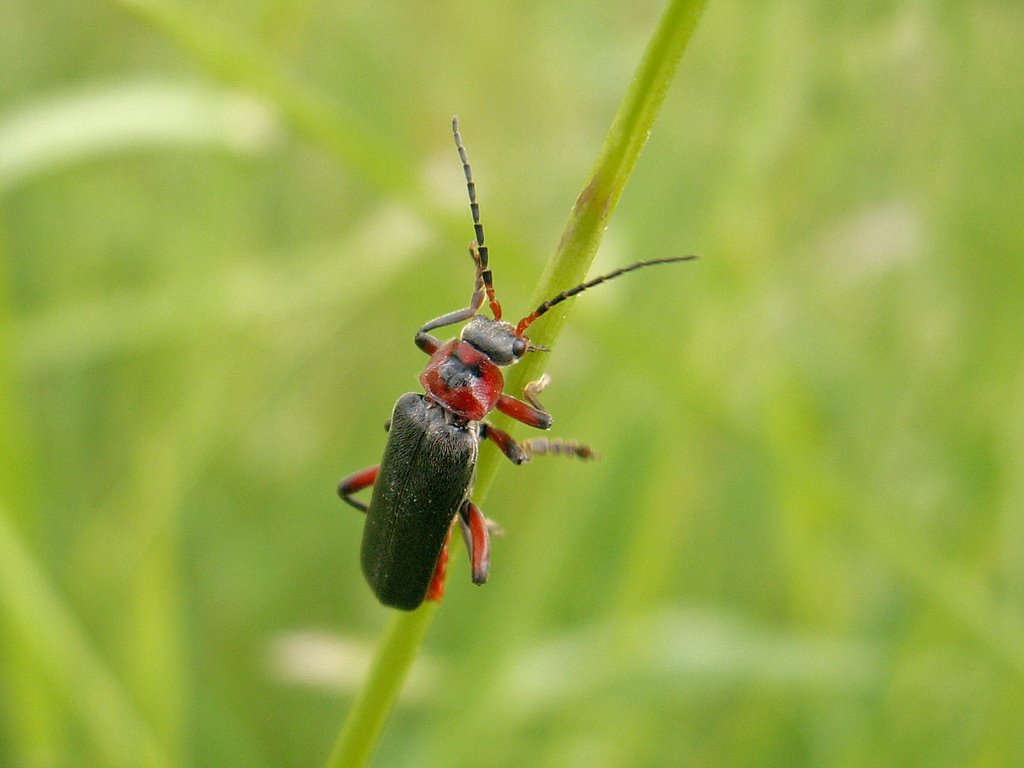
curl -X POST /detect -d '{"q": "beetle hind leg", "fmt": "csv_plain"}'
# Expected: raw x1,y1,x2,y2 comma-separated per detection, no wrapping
425,529,452,603
480,421,528,464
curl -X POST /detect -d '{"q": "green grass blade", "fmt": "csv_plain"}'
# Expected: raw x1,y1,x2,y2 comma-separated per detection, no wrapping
325,604,437,768
475,0,708,498
0,507,172,768
108,0,414,197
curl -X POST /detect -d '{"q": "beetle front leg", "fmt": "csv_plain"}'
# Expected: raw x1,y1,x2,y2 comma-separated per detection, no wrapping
522,373,551,410
415,331,442,355
415,244,492,353
457,500,490,585
495,373,553,429
495,394,549,428
336,465,378,512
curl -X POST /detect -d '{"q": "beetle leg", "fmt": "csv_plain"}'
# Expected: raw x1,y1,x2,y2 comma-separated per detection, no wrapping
336,465,378,512
495,393,552,430
480,422,529,464
521,437,598,460
496,372,554,429
416,244,490,346
414,331,442,355
517,376,597,458
457,500,490,585
425,528,452,602
522,373,551,410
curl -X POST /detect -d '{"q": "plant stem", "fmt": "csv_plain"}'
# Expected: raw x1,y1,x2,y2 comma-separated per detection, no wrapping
475,0,708,495
325,603,437,768
325,0,707,764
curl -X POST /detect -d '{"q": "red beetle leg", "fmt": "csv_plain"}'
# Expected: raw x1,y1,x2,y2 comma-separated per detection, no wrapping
480,422,528,464
496,393,552,430
457,500,490,585
336,465,379,512
425,528,453,603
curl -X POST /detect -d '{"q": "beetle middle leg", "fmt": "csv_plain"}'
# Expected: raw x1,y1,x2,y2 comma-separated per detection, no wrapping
483,421,596,463
480,422,529,464
521,437,597,460
337,465,378,512
485,373,596,463
516,375,597,458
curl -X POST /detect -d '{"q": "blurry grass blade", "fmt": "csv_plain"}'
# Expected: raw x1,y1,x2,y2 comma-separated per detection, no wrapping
500,607,882,715
0,80,279,192
269,630,439,699
0,505,172,768
474,0,708,503
13,205,431,372
326,605,438,768
857,510,1024,685
110,0,415,197
0,198,60,768
516,0,707,351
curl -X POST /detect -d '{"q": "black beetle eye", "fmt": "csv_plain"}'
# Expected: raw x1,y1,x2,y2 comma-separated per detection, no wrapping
512,337,527,358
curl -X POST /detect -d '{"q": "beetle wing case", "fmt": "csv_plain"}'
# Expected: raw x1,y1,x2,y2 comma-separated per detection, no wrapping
361,393,478,610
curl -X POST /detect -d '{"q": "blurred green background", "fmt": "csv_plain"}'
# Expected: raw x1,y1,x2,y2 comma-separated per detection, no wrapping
2,0,1023,766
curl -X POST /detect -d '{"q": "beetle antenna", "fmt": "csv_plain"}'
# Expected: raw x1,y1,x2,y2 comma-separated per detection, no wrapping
515,256,698,336
453,117,502,320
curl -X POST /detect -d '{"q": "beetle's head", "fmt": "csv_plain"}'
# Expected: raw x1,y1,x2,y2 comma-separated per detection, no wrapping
461,315,545,366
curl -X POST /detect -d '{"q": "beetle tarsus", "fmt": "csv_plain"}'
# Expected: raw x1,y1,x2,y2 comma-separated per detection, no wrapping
523,373,551,410
522,437,598,461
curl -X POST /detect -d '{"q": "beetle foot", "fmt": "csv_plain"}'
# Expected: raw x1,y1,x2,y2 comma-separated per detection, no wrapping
522,437,598,461
522,373,551,410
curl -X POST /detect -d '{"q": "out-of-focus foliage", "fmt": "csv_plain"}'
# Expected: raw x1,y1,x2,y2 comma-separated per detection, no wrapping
1,1,1021,766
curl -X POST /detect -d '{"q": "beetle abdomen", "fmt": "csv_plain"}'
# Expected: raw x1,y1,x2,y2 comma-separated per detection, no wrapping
361,393,478,610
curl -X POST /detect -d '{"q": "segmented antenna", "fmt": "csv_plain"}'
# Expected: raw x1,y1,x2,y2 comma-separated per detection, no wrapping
515,255,698,336
452,117,502,320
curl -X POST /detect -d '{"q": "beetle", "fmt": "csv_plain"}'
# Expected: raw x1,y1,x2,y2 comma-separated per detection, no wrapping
337,117,695,610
